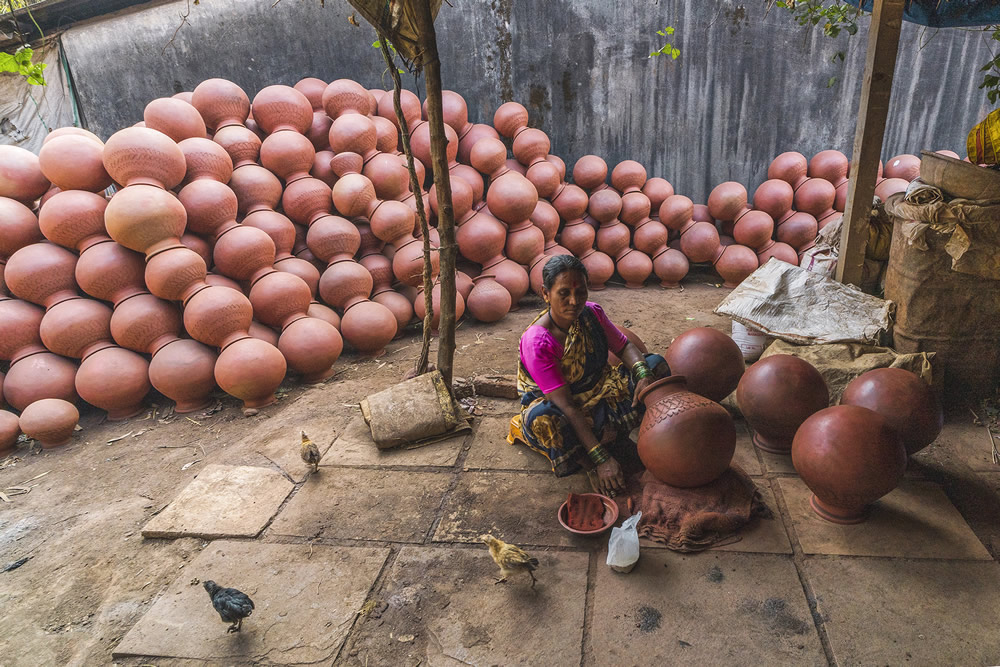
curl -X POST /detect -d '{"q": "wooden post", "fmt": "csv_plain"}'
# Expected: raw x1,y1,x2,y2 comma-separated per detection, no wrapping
836,0,905,286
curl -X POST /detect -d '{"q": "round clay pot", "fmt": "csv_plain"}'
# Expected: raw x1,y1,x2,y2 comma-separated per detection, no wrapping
40,298,113,359
0,145,50,204
456,208,506,264
808,150,849,188
413,282,466,331
252,85,312,134
572,155,608,191
884,154,920,181
615,248,652,288
632,219,668,255
307,301,341,330
659,194,694,232
322,78,375,120
212,226,276,284
341,299,398,356
372,288,413,333
38,134,111,193
229,164,283,216
736,353,829,453
708,181,750,222
214,337,287,410
295,77,327,110
376,87,422,131
1,197,44,257
712,244,758,288
792,405,906,524
0,297,45,362
178,137,234,185
487,173,538,231
5,243,79,309
248,271,311,330
213,124,262,168
4,352,78,411
455,270,475,303
753,180,795,225
506,220,545,265
260,131,316,183
249,320,279,346
319,258,373,309
148,339,217,413
732,210,774,250
768,151,808,189
679,221,721,264
559,218,596,257
110,293,181,354
793,178,837,219
652,246,689,288
637,376,736,487
457,123,499,165
756,241,799,267
75,241,147,305
19,398,79,448
306,215,361,263
191,78,251,131
282,177,333,226
874,177,908,202
610,160,647,195
103,127,187,190
529,200,561,243
278,316,343,382
483,257,529,307
143,247,208,302
467,274,511,322
642,178,674,215
840,368,943,455
144,97,208,142
664,327,745,402
105,184,187,257
364,152,409,200
579,249,614,291
393,238,438,288
37,190,107,252
183,285,254,349
0,409,19,453
776,211,818,250
75,346,150,420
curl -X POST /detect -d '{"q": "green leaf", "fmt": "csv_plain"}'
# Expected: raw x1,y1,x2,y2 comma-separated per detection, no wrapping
846,23,858,35
665,26,675,35
372,40,381,48
671,48,680,59
13,47,33,67
656,30,665,36
827,76,837,87
0,53,16,73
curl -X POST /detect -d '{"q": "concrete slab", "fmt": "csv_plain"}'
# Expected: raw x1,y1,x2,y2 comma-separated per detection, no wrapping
114,541,389,664
269,468,452,543
917,418,1000,472
777,477,992,560
588,550,825,665
463,416,552,472
733,428,763,476
325,416,466,468
433,471,592,547
805,558,1000,665
341,545,588,666
141,465,293,539
757,448,797,474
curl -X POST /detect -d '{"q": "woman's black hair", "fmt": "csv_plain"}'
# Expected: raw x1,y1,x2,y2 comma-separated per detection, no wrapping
541,254,588,291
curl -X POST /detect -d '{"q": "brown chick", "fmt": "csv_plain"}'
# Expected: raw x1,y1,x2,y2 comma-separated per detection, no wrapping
300,431,321,473
481,534,538,589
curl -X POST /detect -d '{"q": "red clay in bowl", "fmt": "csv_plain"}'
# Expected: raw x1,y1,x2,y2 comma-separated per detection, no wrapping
558,493,620,535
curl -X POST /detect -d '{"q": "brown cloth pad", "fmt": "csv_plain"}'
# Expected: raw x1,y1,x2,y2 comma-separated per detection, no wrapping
615,466,769,552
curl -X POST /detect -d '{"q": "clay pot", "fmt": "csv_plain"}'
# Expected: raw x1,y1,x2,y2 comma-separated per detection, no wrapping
480,257,527,307
455,270,474,302
110,293,181,354
37,134,111,193
768,151,808,189
775,211,818,250
664,327,745,402
213,226,277,284
295,77,327,110
191,78,251,131
40,298,113,358
306,215,361,263
488,173,539,232
3,352,78,411
340,299,398,356
610,160,647,197
752,179,795,223
466,274,511,322
0,297,45,362
642,178,674,216
76,346,151,420
732,211,774,250
307,301,341,330
413,282,466,331
282,177,333,226
505,220,545,265
183,285,254,349
19,398,79,448
632,219,668,255
736,353,829,453
707,182,750,222
659,195,694,232
808,150,849,190
260,131,316,184
248,271,311,329
792,405,906,524
372,116,398,153
393,237,439,288
756,241,799,267
103,127,187,190
840,368,943,455
318,258,373,309
530,200,561,243
38,190,107,252
278,316,343,383
579,249,614,291
874,177,908,202
364,152,410,200
144,98,207,142
637,376,736,487
652,246,689,288
0,145,50,204
559,218,596,257
615,248,652,288
213,124,262,168
105,184,188,258
144,247,208,302
178,137,234,185
248,320,279,346
793,178,837,219
252,85,313,134
214,337,287,410
572,155,608,191
884,154,920,182
712,244,758,288
75,241,147,305
591,191,629,257
230,165,283,216
375,87,422,132
322,78,375,120
679,221,721,264
372,287,413,333
1,197,44,256
457,207,506,265
0,409,18,453
148,339,217,413
5,243,79,309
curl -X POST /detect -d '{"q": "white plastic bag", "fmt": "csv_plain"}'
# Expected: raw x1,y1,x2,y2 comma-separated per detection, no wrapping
606,511,641,573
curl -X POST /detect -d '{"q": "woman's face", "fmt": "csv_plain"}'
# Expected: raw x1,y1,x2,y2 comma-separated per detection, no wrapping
545,269,589,324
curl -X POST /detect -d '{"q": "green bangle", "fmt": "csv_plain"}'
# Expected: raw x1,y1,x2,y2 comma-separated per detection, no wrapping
632,361,651,381
588,445,609,465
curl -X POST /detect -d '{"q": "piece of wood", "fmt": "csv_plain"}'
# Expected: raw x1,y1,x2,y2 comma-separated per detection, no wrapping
836,0,906,286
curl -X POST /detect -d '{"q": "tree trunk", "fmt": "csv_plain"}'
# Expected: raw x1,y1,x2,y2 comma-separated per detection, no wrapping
414,0,457,389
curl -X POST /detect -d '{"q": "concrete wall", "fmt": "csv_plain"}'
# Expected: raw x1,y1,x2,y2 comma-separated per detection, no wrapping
61,0,995,202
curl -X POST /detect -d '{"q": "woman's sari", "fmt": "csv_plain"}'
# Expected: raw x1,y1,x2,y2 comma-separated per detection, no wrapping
515,305,654,477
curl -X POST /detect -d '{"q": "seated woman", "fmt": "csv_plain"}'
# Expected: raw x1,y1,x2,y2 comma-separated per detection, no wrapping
510,255,668,497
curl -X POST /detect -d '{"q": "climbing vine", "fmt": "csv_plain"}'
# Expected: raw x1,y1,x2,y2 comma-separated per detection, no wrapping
1,0,47,86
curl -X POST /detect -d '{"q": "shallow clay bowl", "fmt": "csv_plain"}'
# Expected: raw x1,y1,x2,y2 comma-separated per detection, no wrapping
557,493,620,536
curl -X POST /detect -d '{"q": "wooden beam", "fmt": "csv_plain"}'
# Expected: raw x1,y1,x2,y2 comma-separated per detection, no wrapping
836,0,905,286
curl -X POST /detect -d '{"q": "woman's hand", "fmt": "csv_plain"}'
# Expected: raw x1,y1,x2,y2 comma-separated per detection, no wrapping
596,456,625,496
633,376,652,408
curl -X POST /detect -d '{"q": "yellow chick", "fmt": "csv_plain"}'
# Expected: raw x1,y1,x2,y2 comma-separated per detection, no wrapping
299,431,321,473
481,534,538,589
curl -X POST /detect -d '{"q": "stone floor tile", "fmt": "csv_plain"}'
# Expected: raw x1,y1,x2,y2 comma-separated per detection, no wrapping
805,558,1000,665
588,550,825,665
114,541,389,664
463,416,553,472
777,477,992,559
916,417,1000,472
733,428,764,476
326,416,467,468
341,545,588,666
433,471,592,547
141,465,293,539
269,469,452,543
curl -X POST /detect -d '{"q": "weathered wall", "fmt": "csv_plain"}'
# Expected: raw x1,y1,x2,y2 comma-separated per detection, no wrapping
60,0,995,202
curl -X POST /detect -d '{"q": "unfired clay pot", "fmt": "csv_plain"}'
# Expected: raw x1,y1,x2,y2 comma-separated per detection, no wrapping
18,398,79,448
840,368,943,456
736,353,829,454
664,327,745,402
792,405,906,524
637,376,736,488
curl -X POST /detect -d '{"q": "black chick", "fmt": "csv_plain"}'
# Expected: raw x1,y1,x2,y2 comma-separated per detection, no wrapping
203,580,255,633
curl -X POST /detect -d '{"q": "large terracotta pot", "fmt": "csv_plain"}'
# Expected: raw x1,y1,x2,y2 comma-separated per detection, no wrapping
776,211,818,250
252,85,313,134
19,398,79,448
736,353,829,453
707,181,750,222
572,155,609,192
4,352,78,411
277,316,343,383
768,151,808,189
678,220,720,264
467,274,511,322
340,299,398,356
76,346,151,420
615,247,652,288
0,409,18,453
579,249,614,291
664,327,745,402
0,197,43,258
840,368,943,455
103,127,187,190
191,78,251,131
104,184,188,258
178,137,234,185
5,243,79,309
792,405,907,524
214,337,287,410
38,134,112,193
752,179,794,223
712,244,758,288
0,145,50,204
652,246,689,288
149,339,218,413
637,376,736,487
732,211,774,250
144,97,208,142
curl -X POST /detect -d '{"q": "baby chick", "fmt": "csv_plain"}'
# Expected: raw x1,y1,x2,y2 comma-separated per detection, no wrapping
300,431,321,473
203,580,254,633
481,534,539,589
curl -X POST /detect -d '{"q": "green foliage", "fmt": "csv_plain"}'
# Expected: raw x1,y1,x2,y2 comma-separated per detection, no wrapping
372,40,405,74
649,26,681,60
978,26,1000,106
0,46,46,86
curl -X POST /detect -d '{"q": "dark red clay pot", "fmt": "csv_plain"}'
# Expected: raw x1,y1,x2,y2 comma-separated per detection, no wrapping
776,212,818,250
615,247,652,288
579,249,614,291
75,346,151,420
214,337,287,411
19,398,79,448
792,405,906,524
572,155,608,192
148,339,217,413
884,154,920,182
840,368,943,456
664,327,745,402
482,257,528,308
736,353,829,454
637,376,736,488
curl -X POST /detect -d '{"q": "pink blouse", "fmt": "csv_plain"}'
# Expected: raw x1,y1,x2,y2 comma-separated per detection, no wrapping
519,302,629,394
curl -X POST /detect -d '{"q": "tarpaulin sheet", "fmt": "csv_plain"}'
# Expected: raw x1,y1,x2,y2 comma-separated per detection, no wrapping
0,39,75,154
845,0,1000,27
